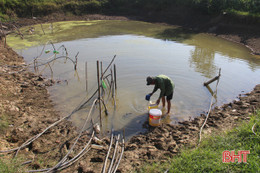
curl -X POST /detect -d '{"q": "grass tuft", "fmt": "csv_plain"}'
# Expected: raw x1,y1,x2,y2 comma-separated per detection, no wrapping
0,157,24,173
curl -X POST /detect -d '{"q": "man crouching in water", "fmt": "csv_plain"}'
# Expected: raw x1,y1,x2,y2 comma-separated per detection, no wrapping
146,75,175,114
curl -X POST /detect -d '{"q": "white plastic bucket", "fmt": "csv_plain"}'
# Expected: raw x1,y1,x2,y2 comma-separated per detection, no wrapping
149,109,162,126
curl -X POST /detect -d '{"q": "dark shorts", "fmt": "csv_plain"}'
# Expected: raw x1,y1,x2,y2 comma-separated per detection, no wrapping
164,92,173,100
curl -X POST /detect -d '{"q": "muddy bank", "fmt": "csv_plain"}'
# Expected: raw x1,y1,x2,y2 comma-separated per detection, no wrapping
134,10,260,55
1,13,260,55
0,39,77,168
0,14,260,172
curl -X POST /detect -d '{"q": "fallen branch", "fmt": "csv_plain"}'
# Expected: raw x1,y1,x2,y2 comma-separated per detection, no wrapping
198,68,221,146
204,69,221,86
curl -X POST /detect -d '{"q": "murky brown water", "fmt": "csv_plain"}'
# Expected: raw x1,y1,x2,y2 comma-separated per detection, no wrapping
8,20,260,138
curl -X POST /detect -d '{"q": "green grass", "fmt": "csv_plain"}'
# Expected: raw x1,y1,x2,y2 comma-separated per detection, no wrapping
139,110,260,173
0,157,24,173
227,9,260,18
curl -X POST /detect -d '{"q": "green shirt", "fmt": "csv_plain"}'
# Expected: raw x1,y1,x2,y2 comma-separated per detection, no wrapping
152,75,175,99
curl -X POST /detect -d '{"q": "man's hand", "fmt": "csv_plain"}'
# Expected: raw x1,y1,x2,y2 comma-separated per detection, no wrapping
156,99,160,105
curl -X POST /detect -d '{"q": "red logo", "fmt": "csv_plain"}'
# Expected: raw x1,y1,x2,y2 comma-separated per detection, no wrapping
222,150,250,163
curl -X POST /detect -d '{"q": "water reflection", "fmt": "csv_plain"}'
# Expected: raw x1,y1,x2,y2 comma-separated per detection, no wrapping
189,46,218,78
157,27,195,42
186,34,260,78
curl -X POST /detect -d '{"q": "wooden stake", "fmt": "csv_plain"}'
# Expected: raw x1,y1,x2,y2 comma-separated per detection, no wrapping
101,61,103,76
114,64,117,90
110,68,114,98
97,61,102,128
111,68,116,107
85,62,88,91
100,61,105,97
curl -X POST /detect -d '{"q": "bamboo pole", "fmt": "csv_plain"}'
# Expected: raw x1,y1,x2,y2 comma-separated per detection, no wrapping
100,61,105,97
114,64,117,90
110,68,114,98
97,61,102,128
101,55,116,79
101,61,103,76
203,76,220,86
111,68,116,107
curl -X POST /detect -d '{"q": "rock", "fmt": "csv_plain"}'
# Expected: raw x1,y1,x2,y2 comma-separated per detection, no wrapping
125,144,138,151
129,136,145,144
90,157,103,162
188,126,199,131
36,76,44,81
44,79,55,86
234,100,243,105
178,121,190,126
176,139,186,144
241,103,250,109
93,123,100,134
163,151,174,158
154,141,167,150
79,161,94,173
172,133,180,140
20,82,29,88
32,141,42,153
211,115,221,120
147,146,158,159
178,126,186,131
150,136,164,143
9,105,19,112
93,137,103,145
17,127,24,132
168,143,178,153
147,145,157,150
220,112,229,118
233,116,239,121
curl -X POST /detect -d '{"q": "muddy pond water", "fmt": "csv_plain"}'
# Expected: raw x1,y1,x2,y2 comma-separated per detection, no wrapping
8,20,260,138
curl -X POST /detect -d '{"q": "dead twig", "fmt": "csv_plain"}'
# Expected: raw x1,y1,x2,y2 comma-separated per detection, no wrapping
198,68,221,146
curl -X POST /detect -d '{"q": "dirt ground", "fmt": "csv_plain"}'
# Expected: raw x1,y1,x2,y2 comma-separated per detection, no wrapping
0,13,260,173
